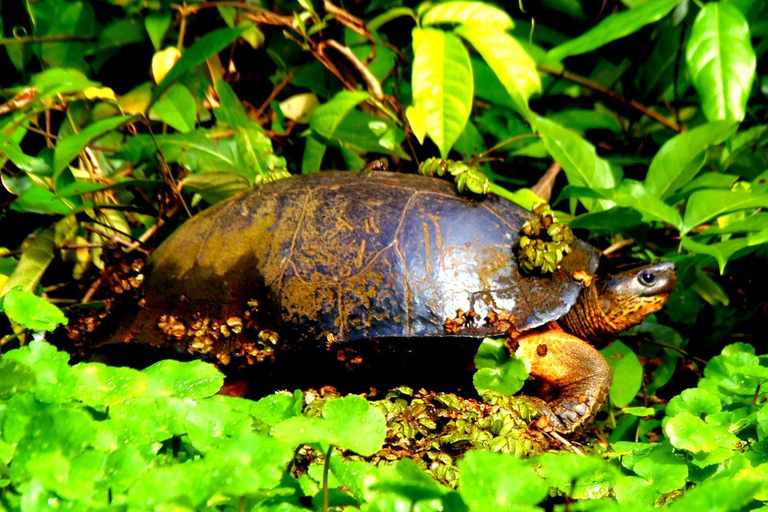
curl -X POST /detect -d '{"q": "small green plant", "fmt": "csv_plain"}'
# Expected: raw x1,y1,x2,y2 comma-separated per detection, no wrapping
1,341,766,510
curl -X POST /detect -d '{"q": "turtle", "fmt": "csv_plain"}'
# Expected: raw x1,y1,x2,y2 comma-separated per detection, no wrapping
115,171,676,433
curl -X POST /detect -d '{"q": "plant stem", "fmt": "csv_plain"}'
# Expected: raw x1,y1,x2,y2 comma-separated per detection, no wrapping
323,445,334,512
539,65,683,133
0,34,97,46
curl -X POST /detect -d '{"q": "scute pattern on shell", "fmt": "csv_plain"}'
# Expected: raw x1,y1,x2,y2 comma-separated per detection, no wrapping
119,172,600,355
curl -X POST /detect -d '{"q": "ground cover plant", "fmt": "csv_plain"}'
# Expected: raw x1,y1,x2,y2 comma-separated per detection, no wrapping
0,0,767,510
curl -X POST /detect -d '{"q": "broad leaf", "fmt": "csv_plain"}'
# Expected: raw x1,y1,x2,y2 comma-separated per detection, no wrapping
455,25,539,117
602,341,643,408
473,337,528,395
150,83,197,133
682,190,768,234
685,3,756,123
180,172,251,204
143,360,224,399
546,0,681,62
459,452,548,509
645,121,734,199
145,11,172,51
151,27,243,104
53,115,134,184
682,237,759,274
411,27,473,157
531,116,616,211
0,288,67,331
422,1,513,30
0,134,51,175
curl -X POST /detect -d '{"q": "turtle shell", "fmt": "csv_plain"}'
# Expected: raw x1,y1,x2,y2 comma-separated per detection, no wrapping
119,171,599,357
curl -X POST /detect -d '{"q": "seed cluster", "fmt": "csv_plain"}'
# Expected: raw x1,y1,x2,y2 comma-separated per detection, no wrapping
418,158,491,195
517,204,574,274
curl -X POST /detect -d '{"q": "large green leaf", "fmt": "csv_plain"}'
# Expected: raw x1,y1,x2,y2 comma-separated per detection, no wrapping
0,288,67,331
422,1,513,30
602,341,643,408
685,3,756,123
645,121,734,199
40,1,95,72
546,0,681,62
531,116,616,211
150,83,197,133
52,114,134,185
682,190,768,234
410,27,473,157
150,27,243,105
682,235,763,274
454,25,539,118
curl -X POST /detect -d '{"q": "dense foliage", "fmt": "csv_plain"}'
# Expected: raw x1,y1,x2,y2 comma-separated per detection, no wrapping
0,0,767,510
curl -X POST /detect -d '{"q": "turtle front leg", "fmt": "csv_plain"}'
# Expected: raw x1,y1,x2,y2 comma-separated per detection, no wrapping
515,329,612,433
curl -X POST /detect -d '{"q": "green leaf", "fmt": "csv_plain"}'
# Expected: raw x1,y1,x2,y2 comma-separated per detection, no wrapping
531,116,616,210
151,27,243,104
682,190,768,234
681,237,755,274
0,359,37,397
310,90,370,140
2,341,73,404
30,68,99,99
546,0,681,62
473,337,528,395
180,172,251,204
685,3,757,123
52,114,134,184
145,11,171,51
69,362,149,407
272,396,386,456
458,451,548,510
422,1,513,30
150,83,197,133
621,442,688,496
411,27,473,157
667,475,761,512
602,341,643,408
569,207,644,232
142,359,224,398
40,1,95,72
0,134,51,175
665,412,739,453
606,180,683,229
455,25,539,117
0,288,67,331
645,121,735,199
666,388,722,418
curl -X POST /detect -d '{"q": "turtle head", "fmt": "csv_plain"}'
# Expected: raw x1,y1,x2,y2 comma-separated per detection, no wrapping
561,262,677,344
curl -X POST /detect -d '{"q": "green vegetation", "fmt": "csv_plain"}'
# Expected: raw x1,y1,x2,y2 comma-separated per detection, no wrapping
1,0,767,510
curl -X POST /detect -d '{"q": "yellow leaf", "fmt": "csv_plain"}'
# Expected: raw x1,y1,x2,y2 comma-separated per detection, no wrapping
83,87,117,101
152,47,182,84
279,93,319,122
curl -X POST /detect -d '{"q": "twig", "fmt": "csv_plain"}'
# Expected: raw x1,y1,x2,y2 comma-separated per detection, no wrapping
602,239,634,256
645,339,708,365
0,34,97,46
322,39,384,101
549,432,585,456
254,72,295,120
531,162,561,202
539,65,683,133
0,88,37,115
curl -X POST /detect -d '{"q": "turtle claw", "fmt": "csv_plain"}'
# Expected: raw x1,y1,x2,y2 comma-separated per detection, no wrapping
527,390,607,434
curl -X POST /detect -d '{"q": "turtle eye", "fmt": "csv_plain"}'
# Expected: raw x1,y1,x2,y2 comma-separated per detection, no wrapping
638,270,656,287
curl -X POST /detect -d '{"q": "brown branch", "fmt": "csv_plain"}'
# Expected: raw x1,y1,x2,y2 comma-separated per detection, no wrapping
178,2,295,27
539,65,683,133
322,39,384,101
